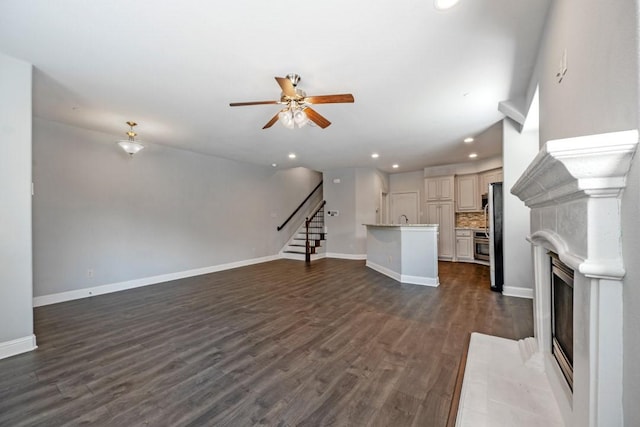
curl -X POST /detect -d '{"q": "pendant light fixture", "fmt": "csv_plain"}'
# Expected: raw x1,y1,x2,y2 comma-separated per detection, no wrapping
117,121,145,156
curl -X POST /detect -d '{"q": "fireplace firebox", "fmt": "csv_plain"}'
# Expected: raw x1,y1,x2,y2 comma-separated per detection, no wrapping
550,252,573,391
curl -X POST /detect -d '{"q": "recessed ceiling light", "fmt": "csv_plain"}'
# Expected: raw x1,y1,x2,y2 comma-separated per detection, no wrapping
271,163,277,167
464,137,474,143
392,164,399,169
288,153,296,159
469,153,478,159
371,153,379,159
434,0,460,11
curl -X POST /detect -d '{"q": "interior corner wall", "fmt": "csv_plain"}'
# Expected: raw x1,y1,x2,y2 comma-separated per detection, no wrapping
323,169,357,256
534,0,639,423
502,118,538,294
355,169,388,253
0,52,35,356
323,168,388,256
32,118,321,298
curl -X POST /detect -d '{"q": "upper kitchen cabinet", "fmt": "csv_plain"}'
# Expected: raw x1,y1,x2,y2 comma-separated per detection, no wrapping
425,175,454,201
479,168,503,196
455,174,481,212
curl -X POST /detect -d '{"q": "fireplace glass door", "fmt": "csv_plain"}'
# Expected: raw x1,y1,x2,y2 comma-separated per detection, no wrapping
551,253,574,391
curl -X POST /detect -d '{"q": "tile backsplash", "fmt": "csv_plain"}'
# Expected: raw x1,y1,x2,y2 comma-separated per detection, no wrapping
456,212,487,229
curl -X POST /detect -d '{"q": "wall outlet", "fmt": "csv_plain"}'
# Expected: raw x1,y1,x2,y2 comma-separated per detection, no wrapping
87,269,94,278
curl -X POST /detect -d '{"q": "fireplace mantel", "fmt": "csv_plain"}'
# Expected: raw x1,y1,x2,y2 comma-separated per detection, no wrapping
511,130,638,209
511,129,638,426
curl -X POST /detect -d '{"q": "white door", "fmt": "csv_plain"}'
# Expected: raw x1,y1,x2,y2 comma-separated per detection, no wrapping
390,192,419,224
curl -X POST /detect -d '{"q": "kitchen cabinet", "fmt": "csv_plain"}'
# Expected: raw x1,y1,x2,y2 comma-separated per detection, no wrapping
479,168,503,195
455,174,481,212
425,175,454,201
455,229,474,262
426,201,454,260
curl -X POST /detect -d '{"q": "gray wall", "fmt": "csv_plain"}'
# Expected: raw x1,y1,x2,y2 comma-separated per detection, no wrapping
389,171,425,223
0,53,34,346
624,1,640,424
534,0,639,423
323,168,388,256
323,169,357,255
33,118,321,297
502,119,538,293
355,168,388,253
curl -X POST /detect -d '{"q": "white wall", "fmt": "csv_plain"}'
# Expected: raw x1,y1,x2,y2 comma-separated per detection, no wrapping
502,119,538,296
533,0,639,423
0,52,35,357
32,118,322,298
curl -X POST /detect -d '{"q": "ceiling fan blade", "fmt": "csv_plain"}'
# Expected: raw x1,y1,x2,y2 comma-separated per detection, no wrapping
262,112,281,129
304,107,331,129
230,100,279,107
275,77,297,97
304,94,355,104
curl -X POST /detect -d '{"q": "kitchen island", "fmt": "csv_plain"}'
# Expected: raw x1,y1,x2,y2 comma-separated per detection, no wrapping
364,224,439,286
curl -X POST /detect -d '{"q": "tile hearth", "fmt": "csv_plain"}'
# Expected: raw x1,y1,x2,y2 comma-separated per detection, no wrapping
456,333,563,427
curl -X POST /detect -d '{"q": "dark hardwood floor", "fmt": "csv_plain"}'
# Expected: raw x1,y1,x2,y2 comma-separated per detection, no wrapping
0,259,532,426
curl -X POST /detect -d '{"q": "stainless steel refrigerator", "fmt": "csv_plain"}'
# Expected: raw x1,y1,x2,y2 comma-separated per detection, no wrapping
486,182,503,292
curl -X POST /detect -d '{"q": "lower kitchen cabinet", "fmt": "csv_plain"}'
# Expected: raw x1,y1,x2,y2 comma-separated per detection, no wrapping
455,229,474,262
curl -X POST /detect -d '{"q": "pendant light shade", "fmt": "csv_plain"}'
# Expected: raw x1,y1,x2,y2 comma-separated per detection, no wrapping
117,121,145,156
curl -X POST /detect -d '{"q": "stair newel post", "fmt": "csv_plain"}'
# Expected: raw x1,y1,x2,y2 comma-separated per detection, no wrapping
305,217,311,263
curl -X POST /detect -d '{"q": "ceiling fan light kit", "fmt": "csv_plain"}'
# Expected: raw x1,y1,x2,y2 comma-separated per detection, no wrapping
434,0,460,11
117,121,145,156
278,102,309,129
230,74,354,130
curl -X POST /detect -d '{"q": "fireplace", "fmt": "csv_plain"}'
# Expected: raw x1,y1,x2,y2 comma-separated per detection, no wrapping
550,252,573,390
511,129,638,426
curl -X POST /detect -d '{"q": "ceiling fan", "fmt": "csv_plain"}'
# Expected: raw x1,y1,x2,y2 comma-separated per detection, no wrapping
229,74,354,129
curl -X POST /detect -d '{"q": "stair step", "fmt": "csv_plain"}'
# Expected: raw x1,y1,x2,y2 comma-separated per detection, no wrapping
281,252,323,262
288,243,322,248
293,239,324,244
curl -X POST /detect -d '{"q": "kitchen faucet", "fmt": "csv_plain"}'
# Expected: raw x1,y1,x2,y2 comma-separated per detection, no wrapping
399,214,409,224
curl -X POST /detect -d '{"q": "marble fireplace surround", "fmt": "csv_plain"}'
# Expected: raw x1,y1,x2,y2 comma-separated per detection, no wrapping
511,129,638,426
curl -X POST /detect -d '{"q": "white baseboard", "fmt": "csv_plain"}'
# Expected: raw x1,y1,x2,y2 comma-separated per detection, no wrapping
366,261,439,287
33,255,280,307
0,334,37,360
502,285,534,299
325,252,367,260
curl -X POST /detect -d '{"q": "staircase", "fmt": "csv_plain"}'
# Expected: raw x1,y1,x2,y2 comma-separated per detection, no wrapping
281,201,326,262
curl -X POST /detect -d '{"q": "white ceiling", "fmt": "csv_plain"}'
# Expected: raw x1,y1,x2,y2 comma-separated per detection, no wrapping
0,0,550,173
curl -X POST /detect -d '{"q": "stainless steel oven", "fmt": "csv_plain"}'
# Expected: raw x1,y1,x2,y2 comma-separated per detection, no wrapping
473,231,490,261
